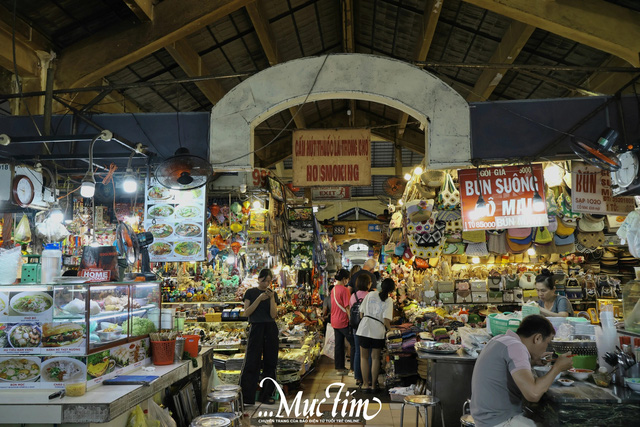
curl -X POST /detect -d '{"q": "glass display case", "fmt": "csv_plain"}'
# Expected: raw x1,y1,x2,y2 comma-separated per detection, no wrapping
1,281,160,356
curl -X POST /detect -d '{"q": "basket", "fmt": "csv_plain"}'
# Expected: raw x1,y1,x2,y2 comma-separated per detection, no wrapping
487,312,521,336
151,340,176,365
183,334,200,358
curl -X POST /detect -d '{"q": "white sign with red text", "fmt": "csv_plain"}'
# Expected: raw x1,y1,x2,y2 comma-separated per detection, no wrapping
571,162,636,215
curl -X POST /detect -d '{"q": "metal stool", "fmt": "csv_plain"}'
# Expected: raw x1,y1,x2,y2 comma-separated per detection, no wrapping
399,395,445,427
213,384,244,412
460,399,475,427
205,391,241,415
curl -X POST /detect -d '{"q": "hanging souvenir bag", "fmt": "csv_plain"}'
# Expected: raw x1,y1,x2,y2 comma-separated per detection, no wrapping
487,230,508,254
440,292,455,304
423,170,445,188
446,231,462,243
437,172,460,210
445,219,463,233
487,272,504,291
442,242,465,255
470,280,487,292
513,287,524,303
519,271,536,289
455,279,471,302
523,289,538,302
584,277,598,301
557,187,581,219
503,290,515,303
466,242,489,257
472,291,488,303
436,280,455,293
534,227,553,244
488,291,503,303
504,273,520,290
546,188,559,216
406,199,434,223
565,277,583,301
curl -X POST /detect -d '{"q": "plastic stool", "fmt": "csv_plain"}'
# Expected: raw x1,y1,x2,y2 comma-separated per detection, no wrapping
205,391,241,415
214,384,244,412
460,399,475,426
399,395,445,427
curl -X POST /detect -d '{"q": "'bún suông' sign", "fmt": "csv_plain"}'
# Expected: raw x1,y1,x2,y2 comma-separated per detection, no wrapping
292,129,371,187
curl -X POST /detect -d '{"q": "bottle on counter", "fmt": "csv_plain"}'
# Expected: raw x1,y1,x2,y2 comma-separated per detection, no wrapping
41,243,62,284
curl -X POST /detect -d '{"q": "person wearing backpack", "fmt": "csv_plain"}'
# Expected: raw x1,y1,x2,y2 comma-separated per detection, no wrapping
356,278,396,393
349,274,371,386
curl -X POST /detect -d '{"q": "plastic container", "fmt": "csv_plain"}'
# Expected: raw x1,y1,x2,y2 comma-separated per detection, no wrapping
487,313,521,335
572,355,597,371
65,381,87,396
151,340,176,365
0,246,22,284
175,337,185,361
183,334,200,358
40,243,62,284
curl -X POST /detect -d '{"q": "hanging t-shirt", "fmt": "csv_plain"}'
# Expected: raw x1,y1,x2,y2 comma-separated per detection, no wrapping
330,285,351,329
356,291,393,340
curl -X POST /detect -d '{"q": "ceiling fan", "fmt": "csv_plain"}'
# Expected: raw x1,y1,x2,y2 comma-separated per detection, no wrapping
570,128,621,171
382,177,406,198
155,147,213,190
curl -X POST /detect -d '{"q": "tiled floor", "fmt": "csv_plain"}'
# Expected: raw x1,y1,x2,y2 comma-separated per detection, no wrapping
240,357,427,426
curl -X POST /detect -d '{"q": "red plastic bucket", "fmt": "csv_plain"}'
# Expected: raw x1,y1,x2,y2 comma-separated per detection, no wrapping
151,340,176,365
183,334,200,358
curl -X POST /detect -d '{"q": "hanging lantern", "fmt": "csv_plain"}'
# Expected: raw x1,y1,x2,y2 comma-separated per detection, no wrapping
231,241,241,254
230,202,242,215
242,201,251,214
230,222,243,233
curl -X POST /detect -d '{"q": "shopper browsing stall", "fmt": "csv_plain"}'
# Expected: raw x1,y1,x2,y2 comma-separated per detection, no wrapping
348,259,378,292
350,274,372,387
470,315,573,427
331,268,355,374
240,269,279,405
535,269,574,317
356,277,395,393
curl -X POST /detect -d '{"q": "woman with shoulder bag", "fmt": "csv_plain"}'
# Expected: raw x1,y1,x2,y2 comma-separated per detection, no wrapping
535,269,574,317
356,278,396,393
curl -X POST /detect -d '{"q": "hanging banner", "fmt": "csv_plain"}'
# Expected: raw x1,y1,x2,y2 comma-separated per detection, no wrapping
311,186,351,200
459,164,548,231
292,129,371,187
571,162,636,215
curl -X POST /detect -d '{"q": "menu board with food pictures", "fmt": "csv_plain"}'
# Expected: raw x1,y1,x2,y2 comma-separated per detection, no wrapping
86,339,150,387
0,291,53,323
144,184,206,262
0,355,87,389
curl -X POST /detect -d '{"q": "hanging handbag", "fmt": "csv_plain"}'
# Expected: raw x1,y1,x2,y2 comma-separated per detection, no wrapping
437,172,460,210
487,230,508,254
423,170,445,188
470,280,487,292
436,280,455,293
503,290,515,303
466,242,489,257
406,199,434,223
513,287,524,303
487,273,504,291
504,274,520,290
534,227,553,244
546,188,559,216
472,292,488,303
519,271,536,289
565,278,584,301
584,277,598,301
439,292,455,304
445,219,463,233
488,291,503,303
523,289,538,302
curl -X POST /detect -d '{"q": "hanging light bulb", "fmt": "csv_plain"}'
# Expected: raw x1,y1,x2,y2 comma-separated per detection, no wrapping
80,171,95,198
472,257,480,264
473,193,487,219
398,199,403,206
414,166,423,176
544,163,565,187
404,173,411,181
253,200,262,209
527,247,536,256
532,190,545,212
49,202,64,223
123,169,137,193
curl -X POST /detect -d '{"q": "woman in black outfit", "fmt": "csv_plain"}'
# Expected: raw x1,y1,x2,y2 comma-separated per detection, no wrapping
240,268,279,405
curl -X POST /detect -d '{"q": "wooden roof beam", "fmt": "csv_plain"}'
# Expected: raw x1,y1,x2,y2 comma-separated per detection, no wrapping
466,20,534,102
246,0,305,130
399,0,443,136
56,0,251,89
122,0,154,22
462,0,640,67
165,39,227,105
579,56,638,96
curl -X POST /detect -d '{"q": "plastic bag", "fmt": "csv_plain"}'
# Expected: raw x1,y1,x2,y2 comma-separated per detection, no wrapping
147,399,176,427
35,218,70,243
14,214,31,244
127,405,149,427
458,326,491,357
322,324,335,359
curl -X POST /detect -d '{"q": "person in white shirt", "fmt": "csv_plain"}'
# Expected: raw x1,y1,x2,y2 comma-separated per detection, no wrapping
355,277,395,393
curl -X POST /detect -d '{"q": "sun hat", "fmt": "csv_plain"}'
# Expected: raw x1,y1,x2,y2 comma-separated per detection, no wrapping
578,217,604,232
507,237,532,254
508,228,533,239
555,218,576,237
554,232,575,245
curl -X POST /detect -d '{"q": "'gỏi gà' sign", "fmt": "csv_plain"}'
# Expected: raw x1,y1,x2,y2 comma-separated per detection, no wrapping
459,164,548,231
292,129,371,187
570,162,636,215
